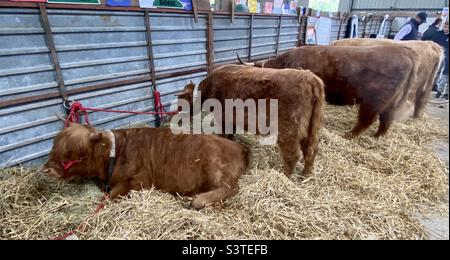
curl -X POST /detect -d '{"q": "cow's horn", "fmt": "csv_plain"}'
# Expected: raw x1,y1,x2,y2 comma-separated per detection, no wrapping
236,52,255,66
55,113,66,123
174,91,187,97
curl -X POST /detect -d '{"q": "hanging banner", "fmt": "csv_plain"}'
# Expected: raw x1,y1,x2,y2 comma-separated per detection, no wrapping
305,17,318,45
248,0,257,13
47,0,100,4
264,1,273,14
106,0,133,6
289,0,298,15
306,16,331,45
273,0,283,14
10,0,46,2
139,0,192,10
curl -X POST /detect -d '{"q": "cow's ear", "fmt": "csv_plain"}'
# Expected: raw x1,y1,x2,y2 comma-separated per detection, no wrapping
89,132,103,143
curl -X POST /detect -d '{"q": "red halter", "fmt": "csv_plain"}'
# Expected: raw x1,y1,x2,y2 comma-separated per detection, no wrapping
62,158,83,171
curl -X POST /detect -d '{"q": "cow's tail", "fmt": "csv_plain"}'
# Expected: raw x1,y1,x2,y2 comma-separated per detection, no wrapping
308,76,325,149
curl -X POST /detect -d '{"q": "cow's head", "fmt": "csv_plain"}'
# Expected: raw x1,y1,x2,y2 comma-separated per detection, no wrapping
42,123,111,180
175,81,196,112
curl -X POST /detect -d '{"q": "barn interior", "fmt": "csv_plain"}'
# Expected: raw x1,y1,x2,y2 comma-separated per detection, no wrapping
0,0,448,241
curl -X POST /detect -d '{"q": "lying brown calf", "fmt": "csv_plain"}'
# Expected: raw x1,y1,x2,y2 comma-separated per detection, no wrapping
42,123,250,209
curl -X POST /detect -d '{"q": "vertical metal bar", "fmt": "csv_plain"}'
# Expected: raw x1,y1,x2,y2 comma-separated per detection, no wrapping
275,15,282,56
301,14,308,45
206,11,214,74
387,17,395,39
362,16,370,38
368,16,375,37
144,9,160,127
297,11,304,46
336,13,344,40
248,14,254,60
38,3,67,102
231,0,235,24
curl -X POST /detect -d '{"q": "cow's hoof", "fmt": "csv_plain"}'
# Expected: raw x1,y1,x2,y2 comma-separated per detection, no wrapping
191,197,206,210
301,171,314,178
344,132,355,140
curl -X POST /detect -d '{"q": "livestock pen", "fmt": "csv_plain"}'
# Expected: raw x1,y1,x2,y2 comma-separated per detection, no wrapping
0,1,448,240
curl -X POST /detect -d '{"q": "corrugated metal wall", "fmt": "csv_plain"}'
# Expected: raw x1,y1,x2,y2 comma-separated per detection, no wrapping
0,6,301,168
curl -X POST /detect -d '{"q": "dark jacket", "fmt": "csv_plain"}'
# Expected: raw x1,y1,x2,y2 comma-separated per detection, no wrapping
400,18,420,41
431,30,449,75
422,25,440,41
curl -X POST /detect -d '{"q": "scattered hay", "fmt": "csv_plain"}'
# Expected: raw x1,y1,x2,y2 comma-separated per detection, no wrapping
0,105,448,240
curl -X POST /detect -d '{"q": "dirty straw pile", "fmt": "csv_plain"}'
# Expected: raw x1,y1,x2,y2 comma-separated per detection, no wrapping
1,105,448,240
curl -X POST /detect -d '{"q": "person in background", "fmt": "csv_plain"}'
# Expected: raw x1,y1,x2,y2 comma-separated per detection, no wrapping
394,12,428,41
433,21,449,100
422,18,443,41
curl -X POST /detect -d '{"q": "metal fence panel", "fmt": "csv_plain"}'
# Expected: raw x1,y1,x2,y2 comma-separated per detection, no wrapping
251,16,279,58
278,16,300,52
213,15,250,64
0,7,303,168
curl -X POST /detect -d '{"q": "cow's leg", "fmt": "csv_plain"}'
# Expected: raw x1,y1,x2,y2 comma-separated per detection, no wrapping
374,109,395,138
278,134,301,177
415,62,442,118
345,104,378,139
300,138,319,177
110,182,130,199
191,183,238,210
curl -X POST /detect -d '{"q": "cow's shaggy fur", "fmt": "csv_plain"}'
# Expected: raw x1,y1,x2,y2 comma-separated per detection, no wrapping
42,124,250,209
177,65,325,177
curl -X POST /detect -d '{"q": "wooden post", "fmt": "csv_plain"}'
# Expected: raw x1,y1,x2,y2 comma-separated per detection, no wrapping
275,15,282,56
248,14,254,60
144,9,161,127
38,3,67,107
192,0,199,23
296,8,305,46
231,0,235,24
206,11,214,74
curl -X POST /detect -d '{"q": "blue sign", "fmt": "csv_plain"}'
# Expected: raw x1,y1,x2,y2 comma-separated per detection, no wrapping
106,0,132,6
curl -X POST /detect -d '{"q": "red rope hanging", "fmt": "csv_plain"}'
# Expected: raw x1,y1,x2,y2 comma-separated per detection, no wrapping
64,90,177,126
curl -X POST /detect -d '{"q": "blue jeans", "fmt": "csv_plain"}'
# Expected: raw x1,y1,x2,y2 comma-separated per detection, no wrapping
437,74,449,95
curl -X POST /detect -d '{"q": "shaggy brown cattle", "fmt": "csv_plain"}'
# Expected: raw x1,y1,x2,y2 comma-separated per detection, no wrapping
331,38,444,119
42,123,250,209
176,64,325,177
250,45,417,138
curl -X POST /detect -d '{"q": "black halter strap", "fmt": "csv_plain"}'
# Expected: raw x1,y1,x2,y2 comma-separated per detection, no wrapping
104,157,116,193
103,131,116,193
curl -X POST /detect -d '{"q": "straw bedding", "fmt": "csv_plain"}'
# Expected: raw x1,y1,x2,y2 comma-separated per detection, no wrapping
0,105,448,240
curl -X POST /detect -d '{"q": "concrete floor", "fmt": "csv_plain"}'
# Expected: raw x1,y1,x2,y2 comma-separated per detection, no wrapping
420,95,449,240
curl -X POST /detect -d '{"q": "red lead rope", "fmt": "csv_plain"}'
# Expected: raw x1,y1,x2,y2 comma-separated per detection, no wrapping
65,90,178,126
51,192,109,240
54,89,176,240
